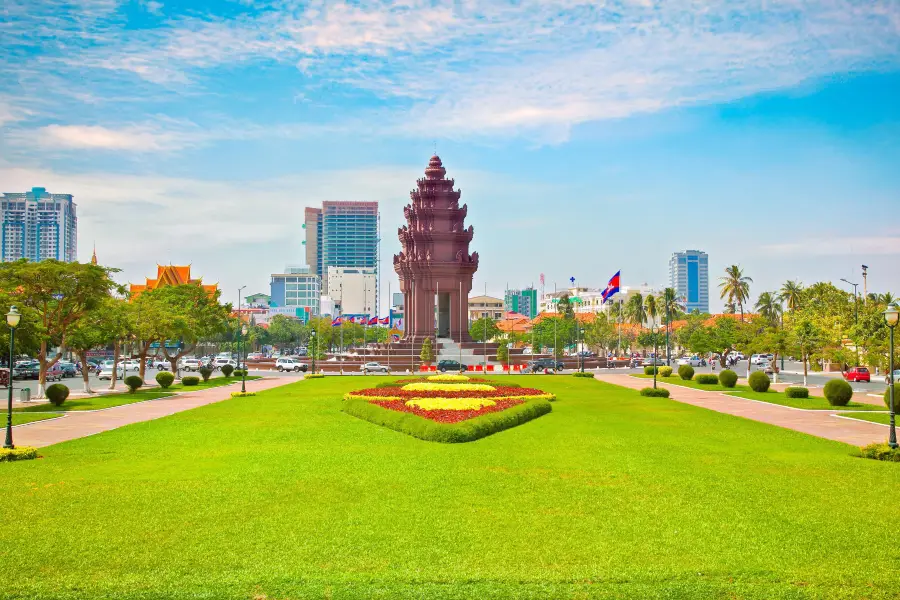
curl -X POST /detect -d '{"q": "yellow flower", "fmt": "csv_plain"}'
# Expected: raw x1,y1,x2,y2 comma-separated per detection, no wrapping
427,374,471,382
401,382,495,392
405,397,497,411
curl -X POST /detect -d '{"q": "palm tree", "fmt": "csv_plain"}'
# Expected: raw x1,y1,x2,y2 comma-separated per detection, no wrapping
878,292,896,305
755,291,783,325
718,265,752,320
660,288,683,366
779,280,803,312
644,294,658,325
625,293,646,326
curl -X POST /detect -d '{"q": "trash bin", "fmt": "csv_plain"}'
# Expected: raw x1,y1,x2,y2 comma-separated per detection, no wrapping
20,388,31,403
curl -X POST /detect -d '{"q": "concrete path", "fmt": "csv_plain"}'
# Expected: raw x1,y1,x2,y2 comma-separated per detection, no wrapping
594,373,891,447
10,377,294,448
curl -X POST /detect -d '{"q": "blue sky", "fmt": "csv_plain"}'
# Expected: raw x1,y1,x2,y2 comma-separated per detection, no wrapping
1,0,899,312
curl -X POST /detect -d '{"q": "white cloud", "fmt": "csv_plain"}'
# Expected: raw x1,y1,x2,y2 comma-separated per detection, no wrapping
34,123,189,151
761,236,900,257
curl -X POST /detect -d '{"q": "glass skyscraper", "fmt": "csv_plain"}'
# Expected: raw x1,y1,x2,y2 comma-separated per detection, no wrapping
1,187,77,263
303,201,379,296
669,250,709,314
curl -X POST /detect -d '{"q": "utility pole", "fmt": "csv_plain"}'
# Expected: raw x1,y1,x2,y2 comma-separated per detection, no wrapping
862,265,868,304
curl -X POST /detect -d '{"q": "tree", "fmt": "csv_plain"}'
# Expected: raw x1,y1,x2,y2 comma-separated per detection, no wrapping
67,297,128,393
496,340,509,366
791,319,824,386
531,317,573,358
643,294,658,325
686,317,739,367
0,259,118,397
156,285,231,375
584,314,616,356
556,294,575,319
624,293,646,325
419,337,434,365
779,280,804,312
755,291,783,326
470,317,500,342
267,315,303,351
719,265,752,321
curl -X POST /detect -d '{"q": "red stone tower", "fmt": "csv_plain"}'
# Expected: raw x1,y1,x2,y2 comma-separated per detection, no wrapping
394,156,478,342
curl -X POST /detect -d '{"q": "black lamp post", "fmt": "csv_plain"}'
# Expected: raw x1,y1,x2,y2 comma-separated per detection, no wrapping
310,329,317,375
5,305,21,449
651,321,659,390
241,324,248,393
884,302,898,449
579,326,585,373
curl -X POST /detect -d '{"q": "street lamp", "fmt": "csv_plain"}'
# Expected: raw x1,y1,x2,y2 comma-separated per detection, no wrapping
884,302,898,449
5,305,21,449
650,320,659,390
310,329,317,375
579,326,585,373
241,324,248,393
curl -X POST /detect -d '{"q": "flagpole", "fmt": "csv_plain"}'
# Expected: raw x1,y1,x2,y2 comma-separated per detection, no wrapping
387,280,391,373
459,280,463,368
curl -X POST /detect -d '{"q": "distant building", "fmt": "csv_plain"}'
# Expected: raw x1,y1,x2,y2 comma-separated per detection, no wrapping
303,202,379,299
468,295,503,321
669,250,709,314
327,266,376,316
244,293,270,308
130,265,218,297
270,266,320,317
1,187,77,263
504,288,538,319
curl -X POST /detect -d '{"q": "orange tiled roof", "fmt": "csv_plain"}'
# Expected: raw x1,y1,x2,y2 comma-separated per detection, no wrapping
129,265,218,297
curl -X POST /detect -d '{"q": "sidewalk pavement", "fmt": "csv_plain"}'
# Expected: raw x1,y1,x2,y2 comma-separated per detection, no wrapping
594,373,890,447
10,377,295,448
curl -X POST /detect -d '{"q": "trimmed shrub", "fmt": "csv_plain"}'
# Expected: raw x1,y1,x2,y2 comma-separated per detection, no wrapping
0,446,38,462
342,397,552,443
155,371,175,389
124,375,143,393
696,374,719,385
718,369,738,388
640,387,670,398
884,385,900,410
855,443,900,462
199,367,212,382
678,364,694,380
231,391,256,398
572,372,594,378
823,379,853,406
658,366,673,378
643,366,658,375
748,371,771,393
45,383,69,406
221,364,235,378
305,373,325,379
785,387,809,399
233,369,248,378
181,376,200,386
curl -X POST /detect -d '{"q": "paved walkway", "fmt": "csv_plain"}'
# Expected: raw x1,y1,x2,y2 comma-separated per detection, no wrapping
594,373,891,447
10,377,294,448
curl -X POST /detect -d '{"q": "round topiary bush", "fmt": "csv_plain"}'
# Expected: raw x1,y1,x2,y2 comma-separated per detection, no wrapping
785,386,809,399
643,366,658,375
199,367,212,382
718,369,738,388
640,387,670,398
221,364,234,377
883,385,899,409
695,374,719,385
823,379,853,406
182,376,200,386
45,383,69,406
155,371,175,389
678,364,694,380
659,366,673,378
748,371,770,392
124,375,143,393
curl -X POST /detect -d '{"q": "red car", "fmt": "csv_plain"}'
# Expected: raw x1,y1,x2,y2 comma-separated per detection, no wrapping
843,367,870,383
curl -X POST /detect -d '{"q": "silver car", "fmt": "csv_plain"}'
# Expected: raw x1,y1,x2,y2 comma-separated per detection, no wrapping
361,362,390,373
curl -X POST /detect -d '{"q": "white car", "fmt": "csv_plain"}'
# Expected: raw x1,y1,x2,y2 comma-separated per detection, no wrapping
361,362,390,373
179,358,202,371
214,357,237,368
124,359,142,371
98,363,126,380
677,356,704,367
750,354,771,366
275,357,307,372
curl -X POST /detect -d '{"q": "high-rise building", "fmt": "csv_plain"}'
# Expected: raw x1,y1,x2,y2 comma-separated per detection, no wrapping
270,265,321,319
303,202,379,299
504,288,538,319
326,266,376,316
1,187,77,262
669,250,709,314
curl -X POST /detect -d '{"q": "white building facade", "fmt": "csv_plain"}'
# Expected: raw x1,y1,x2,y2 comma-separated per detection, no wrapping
1,187,77,262
326,266,376,316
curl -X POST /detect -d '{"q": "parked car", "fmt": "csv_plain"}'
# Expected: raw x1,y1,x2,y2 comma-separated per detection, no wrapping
527,358,564,373
843,367,871,383
676,356,704,367
12,363,39,380
98,363,126,380
642,357,666,367
56,360,78,378
275,357,307,372
124,359,142,371
246,352,264,361
885,370,900,385
360,362,390,373
44,363,65,382
214,357,238,369
179,358,202,372
437,360,467,373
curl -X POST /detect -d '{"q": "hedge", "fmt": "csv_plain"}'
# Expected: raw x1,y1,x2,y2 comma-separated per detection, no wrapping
643,366,658,375
221,364,234,377
695,374,719,385
855,443,900,462
658,366,673,378
824,379,853,406
46,383,69,406
640,387,670,398
748,371,771,392
124,375,143,393
342,397,552,443
572,372,595,378
233,369,248,378
155,371,175,389
678,365,694,380
0,446,38,462
718,369,738,388
305,373,325,379
785,387,809,399
884,385,900,410
199,367,212,382
231,391,256,398
181,376,200,387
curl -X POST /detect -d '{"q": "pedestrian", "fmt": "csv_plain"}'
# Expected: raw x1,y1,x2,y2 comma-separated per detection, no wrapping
712,359,716,371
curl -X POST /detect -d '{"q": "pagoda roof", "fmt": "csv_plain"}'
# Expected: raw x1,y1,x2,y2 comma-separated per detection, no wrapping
129,264,218,297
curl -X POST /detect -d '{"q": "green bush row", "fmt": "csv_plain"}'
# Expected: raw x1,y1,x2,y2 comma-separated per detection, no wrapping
785,387,809,398
658,366,673,378
233,369,248,378
46,383,69,406
342,398,552,443
748,371,770,392
182,376,200,387
640,387,670,398
0,446,38,462
855,443,900,462
824,379,852,406
305,373,325,379
155,371,175,389
718,370,738,388
230,391,256,398
695,374,719,385
643,366,658,375
572,372,594,378
678,365,694,380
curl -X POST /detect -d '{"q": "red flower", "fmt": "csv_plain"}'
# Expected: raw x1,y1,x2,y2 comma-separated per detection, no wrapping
371,398,525,423
350,386,548,400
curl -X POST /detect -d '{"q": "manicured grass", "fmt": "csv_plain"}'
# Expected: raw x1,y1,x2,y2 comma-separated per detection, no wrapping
8,412,62,426
634,374,886,411
12,376,260,413
0,376,898,599
838,412,894,425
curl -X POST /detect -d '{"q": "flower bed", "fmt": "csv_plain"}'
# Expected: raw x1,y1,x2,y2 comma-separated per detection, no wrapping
345,386,552,402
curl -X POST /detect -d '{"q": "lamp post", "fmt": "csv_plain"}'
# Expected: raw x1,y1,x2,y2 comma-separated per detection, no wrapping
651,320,659,390
5,305,21,449
579,326,585,373
310,329,317,375
884,302,898,449
241,324,248,393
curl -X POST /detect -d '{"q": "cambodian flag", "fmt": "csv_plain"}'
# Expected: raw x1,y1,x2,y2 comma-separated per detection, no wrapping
601,271,620,303
368,316,378,325
379,316,390,325
331,317,342,326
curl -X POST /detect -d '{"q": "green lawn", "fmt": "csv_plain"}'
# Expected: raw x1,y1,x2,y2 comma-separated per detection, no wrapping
8,412,63,426
634,374,885,411
837,412,894,425
12,375,260,413
0,376,898,599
